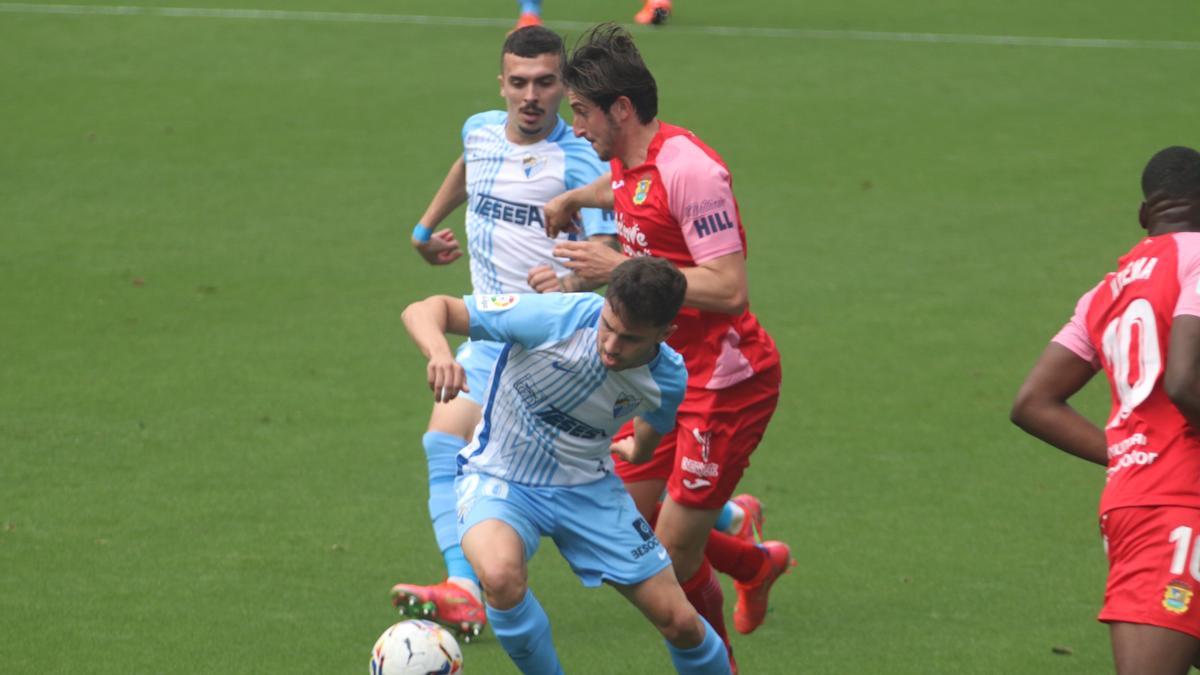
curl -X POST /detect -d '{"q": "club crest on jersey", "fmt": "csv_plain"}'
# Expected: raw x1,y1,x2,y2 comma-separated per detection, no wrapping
613,392,641,418
521,154,545,178
476,294,520,312
1164,579,1193,614
632,178,652,205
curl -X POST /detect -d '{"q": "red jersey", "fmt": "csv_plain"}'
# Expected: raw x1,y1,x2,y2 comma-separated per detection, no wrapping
610,122,779,390
1054,233,1200,514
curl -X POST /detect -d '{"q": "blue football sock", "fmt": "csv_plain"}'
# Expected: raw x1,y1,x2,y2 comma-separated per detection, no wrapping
666,617,732,675
423,431,477,583
713,501,734,533
518,0,541,15
488,590,564,675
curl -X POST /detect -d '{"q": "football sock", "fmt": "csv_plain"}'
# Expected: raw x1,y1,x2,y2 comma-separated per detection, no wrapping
666,616,733,675
704,530,767,583
713,501,735,533
488,590,564,675
680,560,733,662
720,500,746,535
518,0,541,16
423,431,477,583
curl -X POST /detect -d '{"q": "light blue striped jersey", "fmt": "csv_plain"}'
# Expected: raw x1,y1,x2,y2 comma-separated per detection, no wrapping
457,293,687,487
461,111,615,295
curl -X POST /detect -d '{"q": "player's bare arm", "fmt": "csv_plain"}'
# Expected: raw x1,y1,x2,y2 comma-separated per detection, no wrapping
1010,342,1107,465
543,172,614,238
401,295,472,402
678,252,749,315
528,235,620,292
412,156,467,265
1165,315,1200,427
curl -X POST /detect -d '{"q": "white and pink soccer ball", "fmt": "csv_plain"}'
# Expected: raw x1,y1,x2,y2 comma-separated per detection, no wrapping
370,620,463,675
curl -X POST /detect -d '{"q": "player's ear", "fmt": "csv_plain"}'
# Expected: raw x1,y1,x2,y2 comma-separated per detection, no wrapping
661,324,677,342
498,72,504,96
612,96,633,123
1138,200,1149,231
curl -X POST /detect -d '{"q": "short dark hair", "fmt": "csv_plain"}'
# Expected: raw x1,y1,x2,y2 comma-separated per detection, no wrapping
501,26,565,70
605,257,686,328
564,23,658,124
1142,146,1200,200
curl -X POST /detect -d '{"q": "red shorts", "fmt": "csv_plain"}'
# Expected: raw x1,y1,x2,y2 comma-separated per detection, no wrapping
1099,506,1200,640
614,365,781,510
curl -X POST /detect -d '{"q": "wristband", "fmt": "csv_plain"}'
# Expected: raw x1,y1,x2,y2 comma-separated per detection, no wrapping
412,223,433,243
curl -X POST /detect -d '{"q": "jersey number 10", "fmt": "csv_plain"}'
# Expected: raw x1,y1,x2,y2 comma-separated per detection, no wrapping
1100,299,1162,429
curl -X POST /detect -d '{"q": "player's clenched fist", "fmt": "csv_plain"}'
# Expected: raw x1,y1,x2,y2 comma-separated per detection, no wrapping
413,228,463,265
543,192,582,238
527,264,565,293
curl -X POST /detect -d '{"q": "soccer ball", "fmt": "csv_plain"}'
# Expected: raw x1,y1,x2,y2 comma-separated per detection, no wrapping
370,620,464,675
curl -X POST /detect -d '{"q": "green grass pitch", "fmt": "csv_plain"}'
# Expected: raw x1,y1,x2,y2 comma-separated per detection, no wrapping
3,0,1199,672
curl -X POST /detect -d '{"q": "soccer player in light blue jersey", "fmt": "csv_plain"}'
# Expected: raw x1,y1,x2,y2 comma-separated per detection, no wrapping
400,257,731,674
391,26,617,640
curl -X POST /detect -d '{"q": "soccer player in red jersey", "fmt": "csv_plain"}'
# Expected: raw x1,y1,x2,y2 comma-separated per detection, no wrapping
1012,146,1200,674
541,23,793,665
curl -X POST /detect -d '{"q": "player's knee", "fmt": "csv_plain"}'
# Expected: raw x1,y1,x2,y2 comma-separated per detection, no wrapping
475,560,526,609
657,605,705,648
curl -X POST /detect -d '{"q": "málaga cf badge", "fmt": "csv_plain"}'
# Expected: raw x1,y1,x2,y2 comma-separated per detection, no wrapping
522,154,545,178
613,393,641,418
633,177,652,205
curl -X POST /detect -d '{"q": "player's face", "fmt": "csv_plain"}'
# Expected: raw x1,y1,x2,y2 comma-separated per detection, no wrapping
499,52,565,140
568,90,619,162
596,301,669,371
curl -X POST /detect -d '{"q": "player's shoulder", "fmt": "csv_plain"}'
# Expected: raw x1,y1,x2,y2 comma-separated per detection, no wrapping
650,343,687,385
655,126,729,181
1169,231,1200,263
462,110,507,141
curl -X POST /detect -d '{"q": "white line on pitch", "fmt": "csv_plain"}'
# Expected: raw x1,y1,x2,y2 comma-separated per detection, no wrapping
2,3,1198,51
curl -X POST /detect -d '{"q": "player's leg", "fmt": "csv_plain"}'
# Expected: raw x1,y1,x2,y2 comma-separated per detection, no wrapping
425,398,483,586
551,473,729,674
612,567,731,675
668,368,793,635
458,475,563,674
515,0,542,29
625,477,668,521
633,0,672,25
389,398,486,631
1110,622,1200,675
654,496,737,665
616,420,736,665
391,341,497,635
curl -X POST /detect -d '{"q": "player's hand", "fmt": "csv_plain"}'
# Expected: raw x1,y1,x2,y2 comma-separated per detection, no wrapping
527,264,565,293
553,240,627,286
413,229,462,265
543,192,582,238
427,354,469,403
610,437,639,463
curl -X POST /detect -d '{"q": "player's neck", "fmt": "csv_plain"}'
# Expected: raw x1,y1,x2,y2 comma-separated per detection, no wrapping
1149,222,1200,237
617,120,660,168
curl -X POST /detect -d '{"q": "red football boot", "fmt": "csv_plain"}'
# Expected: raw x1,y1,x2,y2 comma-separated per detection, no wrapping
390,580,486,643
733,541,796,635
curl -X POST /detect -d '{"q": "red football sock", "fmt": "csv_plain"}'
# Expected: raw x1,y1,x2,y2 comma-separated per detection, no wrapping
680,559,733,661
705,530,767,583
